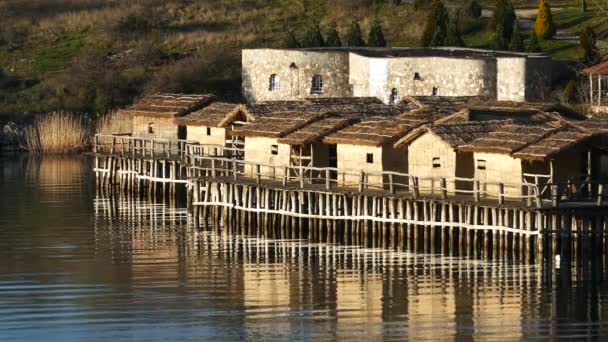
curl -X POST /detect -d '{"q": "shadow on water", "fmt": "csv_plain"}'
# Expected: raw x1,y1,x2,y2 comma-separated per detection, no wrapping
2,155,608,340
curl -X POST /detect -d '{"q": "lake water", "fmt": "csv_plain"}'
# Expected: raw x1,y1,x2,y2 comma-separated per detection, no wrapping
1,155,608,341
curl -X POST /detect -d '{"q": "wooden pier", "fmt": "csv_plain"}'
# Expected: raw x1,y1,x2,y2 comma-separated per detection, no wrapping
94,134,608,262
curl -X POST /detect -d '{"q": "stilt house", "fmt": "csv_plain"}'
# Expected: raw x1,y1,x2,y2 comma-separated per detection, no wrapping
123,93,215,140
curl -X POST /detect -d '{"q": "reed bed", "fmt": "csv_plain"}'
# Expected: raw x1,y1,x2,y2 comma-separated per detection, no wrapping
22,112,89,154
95,110,132,135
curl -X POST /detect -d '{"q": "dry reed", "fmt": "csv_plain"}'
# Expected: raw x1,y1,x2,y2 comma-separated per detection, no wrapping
95,110,132,135
22,112,89,153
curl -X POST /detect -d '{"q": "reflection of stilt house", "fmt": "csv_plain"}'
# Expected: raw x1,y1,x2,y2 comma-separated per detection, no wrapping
124,93,215,140
336,271,383,340
174,102,254,154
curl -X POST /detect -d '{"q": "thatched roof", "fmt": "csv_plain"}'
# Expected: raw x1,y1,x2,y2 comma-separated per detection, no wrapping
459,122,562,154
123,93,216,118
400,96,477,115
323,116,416,146
395,120,507,148
571,119,608,135
277,117,356,145
231,111,326,138
247,97,404,118
174,102,253,127
512,125,592,161
467,101,586,122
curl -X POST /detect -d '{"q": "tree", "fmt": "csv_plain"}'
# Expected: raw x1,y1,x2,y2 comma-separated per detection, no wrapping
508,22,524,51
285,30,301,48
562,80,577,104
580,26,600,65
534,0,556,40
581,0,587,12
445,15,465,47
367,19,387,47
467,0,482,19
347,19,366,47
422,0,449,47
493,0,516,48
302,22,325,48
325,22,342,47
526,29,542,53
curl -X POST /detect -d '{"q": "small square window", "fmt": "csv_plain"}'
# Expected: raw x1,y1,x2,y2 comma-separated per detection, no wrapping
148,123,155,134
271,144,278,155
206,127,211,136
477,159,486,170
432,157,441,168
366,153,374,164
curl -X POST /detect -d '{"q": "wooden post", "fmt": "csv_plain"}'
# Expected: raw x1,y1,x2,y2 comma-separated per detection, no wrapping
498,183,505,205
551,184,559,207
282,167,288,186
389,174,395,194
359,171,365,192
233,159,238,181
413,177,419,199
256,164,261,184
474,180,480,202
598,184,604,207
211,158,216,178
325,168,331,190
440,178,447,200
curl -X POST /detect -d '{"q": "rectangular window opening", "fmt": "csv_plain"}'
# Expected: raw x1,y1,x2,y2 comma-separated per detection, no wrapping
432,157,441,168
477,159,487,170
148,123,155,134
366,153,374,164
271,144,279,155
206,127,211,136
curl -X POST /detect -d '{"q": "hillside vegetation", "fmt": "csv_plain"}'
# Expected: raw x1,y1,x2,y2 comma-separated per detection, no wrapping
0,0,603,116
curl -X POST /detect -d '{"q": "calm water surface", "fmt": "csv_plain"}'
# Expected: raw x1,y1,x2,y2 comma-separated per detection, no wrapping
2,155,608,341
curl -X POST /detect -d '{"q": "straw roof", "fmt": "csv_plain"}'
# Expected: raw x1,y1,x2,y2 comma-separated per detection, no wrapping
400,96,476,115
395,120,507,148
277,117,356,145
174,102,253,127
323,116,419,146
512,125,592,161
571,119,608,135
122,93,216,118
459,122,561,154
231,111,327,138
467,101,586,121
247,97,404,118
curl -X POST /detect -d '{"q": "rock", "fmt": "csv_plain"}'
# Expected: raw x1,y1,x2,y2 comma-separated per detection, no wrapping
0,122,23,151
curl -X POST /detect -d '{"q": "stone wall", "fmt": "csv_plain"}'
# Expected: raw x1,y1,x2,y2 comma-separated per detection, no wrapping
350,54,496,103
242,49,351,102
132,116,181,140
496,57,527,102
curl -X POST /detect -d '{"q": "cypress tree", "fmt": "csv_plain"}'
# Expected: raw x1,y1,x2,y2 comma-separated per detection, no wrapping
580,26,600,65
368,19,387,47
325,22,342,47
508,22,524,51
494,0,515,49
302,22,325,48
445,15,465,47
285,30,300,48
347,19,366,47
422,0,449,47
534,0,556,39
467,0,482,19
526,29,542,53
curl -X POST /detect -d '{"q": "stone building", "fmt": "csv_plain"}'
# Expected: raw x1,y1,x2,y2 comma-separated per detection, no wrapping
242,47,558,104
123,93,215,140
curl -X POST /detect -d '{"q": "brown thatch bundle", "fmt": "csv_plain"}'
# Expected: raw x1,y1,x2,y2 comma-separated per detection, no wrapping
395,120,507,148
459,122,561,154
246,97,404,118
278,117,356,146
122,93,216,118
513,125,591,161
175,102,253,127
231,111,326,138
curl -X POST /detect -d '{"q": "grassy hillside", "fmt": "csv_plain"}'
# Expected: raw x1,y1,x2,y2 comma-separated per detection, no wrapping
0,0,603,116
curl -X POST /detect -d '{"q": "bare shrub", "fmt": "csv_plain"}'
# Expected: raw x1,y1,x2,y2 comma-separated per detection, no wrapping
22,112,89,153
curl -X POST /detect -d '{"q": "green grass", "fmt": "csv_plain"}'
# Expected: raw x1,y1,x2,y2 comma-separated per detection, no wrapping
28,35,86,77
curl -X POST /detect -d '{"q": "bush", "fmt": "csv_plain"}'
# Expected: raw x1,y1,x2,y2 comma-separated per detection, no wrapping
580,26,600,65
509,23,524,52
22,112,89,153
534,0,556,40
347,19,366,47
325,22,342,47
493,0,516,49
527,29,542,53
285,30,301,48
367,19,387,47
562,80,577,104
302,22,325,48
467,0,482,19
422,0,448,47
445,15,465,47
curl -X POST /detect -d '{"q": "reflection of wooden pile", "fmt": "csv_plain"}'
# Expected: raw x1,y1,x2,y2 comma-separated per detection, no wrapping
243,264,291,314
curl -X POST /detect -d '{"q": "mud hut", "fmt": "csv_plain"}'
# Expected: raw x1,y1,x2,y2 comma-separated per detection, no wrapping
123,93,216,140
459,122,593,197
395,120,506,194
174,102,254,153
231,111,331,179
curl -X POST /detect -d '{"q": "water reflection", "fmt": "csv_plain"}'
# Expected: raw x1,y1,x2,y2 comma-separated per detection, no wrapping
2,155,608,340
